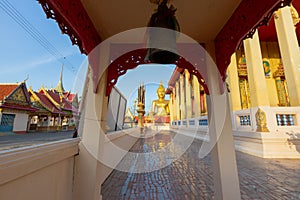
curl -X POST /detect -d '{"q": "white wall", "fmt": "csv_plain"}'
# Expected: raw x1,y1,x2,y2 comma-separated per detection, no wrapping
0,139,79,200
13,112,29,133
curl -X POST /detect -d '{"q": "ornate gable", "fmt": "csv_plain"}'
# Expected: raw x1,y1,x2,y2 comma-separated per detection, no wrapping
4,83,30,105
0,82,37,112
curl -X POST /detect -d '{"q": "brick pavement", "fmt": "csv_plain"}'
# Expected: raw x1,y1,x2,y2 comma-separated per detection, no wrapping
101,130,300,200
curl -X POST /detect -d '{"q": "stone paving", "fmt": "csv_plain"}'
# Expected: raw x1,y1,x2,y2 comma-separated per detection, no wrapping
101,130,300,200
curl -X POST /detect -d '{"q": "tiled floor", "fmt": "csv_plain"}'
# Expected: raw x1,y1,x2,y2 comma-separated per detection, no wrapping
101,130,300,200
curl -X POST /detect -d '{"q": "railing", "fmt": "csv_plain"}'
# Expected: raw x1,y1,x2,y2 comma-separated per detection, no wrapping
189,120,195,126
233,109,252,131
170,116,208,128
170,107,300,135
239,115,251,126
199,119,208,126
233,107,300,132
276,114,295,126
271,107,299,130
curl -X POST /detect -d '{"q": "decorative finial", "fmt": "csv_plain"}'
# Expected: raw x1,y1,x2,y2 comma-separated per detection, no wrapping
22,75,29,83
157,81,165,92
55,64,65,94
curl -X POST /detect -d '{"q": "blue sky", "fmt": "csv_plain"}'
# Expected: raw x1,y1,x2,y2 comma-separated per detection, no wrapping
0,0,86,93
0,0,175,113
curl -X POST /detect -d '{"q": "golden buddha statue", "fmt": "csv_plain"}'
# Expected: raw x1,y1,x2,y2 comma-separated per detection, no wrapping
152,82,170,116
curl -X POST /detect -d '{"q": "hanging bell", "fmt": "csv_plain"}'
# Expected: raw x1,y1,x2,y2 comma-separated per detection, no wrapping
145,0,180,64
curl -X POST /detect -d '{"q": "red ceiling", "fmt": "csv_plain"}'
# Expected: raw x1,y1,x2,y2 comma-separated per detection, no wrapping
258,1,300,42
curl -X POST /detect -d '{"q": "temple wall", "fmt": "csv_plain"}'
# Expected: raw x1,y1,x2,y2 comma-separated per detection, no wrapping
13,112,29,133
0,139,79,200
0,111,29,133
170,105,300,158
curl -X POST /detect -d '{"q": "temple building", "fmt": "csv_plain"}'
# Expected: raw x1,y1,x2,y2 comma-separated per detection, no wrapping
28,87,78,131
28,66,79,131
0,66,79,133
168,5,300,158
0,82,37,133
2,1,300,200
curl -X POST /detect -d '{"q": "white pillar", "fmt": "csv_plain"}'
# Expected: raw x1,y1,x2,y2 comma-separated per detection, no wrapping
275,6,300,106
205,42,241,200
227,53,242,111
73,42,110,200
73,69,106,200
179,74,186,120
243,30,270,107
169,92,174,122
185,70,192,119
175,81,180,120
47,116,51,126
193,75,201,117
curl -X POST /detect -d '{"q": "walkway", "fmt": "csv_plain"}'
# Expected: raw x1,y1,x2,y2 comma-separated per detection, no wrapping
101,130,300,199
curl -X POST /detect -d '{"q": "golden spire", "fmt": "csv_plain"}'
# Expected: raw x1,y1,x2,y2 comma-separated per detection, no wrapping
55,64,65,94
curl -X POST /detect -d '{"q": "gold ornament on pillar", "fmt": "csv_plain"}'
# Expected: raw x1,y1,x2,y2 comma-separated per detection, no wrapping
255,108,269,132
273,64,290,106
291,5,300,27
137,84,146,128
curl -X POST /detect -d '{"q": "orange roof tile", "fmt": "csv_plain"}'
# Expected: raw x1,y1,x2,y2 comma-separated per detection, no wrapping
0,84,18,101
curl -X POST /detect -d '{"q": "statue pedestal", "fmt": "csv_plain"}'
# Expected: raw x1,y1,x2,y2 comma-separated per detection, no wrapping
153,116,170,124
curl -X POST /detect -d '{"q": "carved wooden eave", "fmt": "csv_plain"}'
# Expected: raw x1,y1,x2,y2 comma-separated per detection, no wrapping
106,48,208,96
38,0,293,95
37,0,101,54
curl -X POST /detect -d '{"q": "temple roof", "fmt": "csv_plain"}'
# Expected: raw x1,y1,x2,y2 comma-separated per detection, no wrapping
0,82,37,112
29,89,64,115
44,89,74,112
63,92,78,103
0,84,18,101
168,67,184,87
